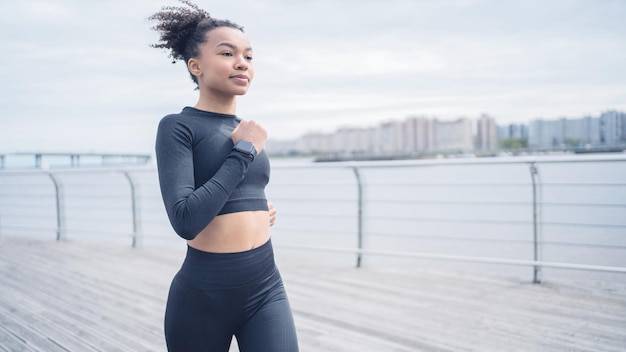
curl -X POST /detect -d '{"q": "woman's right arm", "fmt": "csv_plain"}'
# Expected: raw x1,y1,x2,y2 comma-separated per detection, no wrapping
155,117,253,240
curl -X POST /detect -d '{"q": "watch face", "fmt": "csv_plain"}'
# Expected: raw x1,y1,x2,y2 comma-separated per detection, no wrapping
241,141,254,153
235,141,256,159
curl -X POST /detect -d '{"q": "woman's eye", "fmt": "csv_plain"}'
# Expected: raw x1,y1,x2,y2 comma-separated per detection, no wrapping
221,52,233,57
245,55,253,61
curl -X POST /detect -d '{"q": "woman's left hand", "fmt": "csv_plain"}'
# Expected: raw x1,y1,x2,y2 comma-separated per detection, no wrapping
268,201,277,227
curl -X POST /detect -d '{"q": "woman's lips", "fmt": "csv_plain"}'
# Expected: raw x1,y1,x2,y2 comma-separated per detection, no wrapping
230,75,249,84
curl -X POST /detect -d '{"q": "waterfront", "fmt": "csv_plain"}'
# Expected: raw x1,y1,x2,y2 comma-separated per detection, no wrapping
0,154,625,283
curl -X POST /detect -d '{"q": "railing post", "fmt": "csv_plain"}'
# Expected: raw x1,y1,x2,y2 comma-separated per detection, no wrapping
71,154,80,167
353,167,364,268
122,171,142,248
47,173,66,241
529,162,542,284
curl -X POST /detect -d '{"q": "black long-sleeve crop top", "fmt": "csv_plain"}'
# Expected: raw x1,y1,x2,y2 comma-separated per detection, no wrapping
155,107,270,240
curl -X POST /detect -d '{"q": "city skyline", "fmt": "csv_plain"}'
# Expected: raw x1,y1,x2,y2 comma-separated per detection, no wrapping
266,109,626,156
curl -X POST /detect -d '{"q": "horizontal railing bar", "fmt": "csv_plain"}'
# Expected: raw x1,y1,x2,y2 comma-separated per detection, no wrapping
273,200,590,208
540,203,626,208
272,228,356,235
365,183,626,189
0,166,154,175
365,199,533,206
364,215,626,228
0,194,57,199
273,154,626,169
541,241,626,250
2,209,165,219
53,216,133,223
540,183,626,187
0,225,62,232
365,232,626,250
269,182,357,186
267,198,356,203
0,213,125,220
365,216,531,225
0,212,57,217
275,213,357,219
541,221,626,229
62,204,133,211
0,225,133,237
277,244,626,273
50,186,136,190
365,199,626,208
0,226,178,241
368,233,532,242
364,183,532,187
0,203,57,209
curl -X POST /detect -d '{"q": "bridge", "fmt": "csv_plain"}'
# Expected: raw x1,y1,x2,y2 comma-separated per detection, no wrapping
0,152,151,169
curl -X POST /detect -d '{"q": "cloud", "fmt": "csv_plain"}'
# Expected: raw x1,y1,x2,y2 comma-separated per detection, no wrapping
1,0,625,154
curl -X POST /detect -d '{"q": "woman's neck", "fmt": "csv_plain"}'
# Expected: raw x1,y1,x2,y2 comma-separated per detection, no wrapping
194,91,237,115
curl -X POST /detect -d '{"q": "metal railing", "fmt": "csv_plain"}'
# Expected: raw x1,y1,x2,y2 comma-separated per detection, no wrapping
0,167,151,245
268,154,626,283
1,154,625,283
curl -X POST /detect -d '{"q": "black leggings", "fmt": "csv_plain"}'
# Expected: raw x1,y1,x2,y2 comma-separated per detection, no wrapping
164,240,299,352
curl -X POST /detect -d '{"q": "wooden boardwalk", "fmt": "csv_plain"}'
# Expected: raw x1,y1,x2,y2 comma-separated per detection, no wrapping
1,237,625,352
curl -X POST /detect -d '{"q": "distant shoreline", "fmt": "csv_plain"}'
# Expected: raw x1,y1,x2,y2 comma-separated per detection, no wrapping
312,146,626,162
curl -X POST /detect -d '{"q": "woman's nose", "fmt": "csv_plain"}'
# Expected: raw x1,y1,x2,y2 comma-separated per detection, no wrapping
235,57,249,70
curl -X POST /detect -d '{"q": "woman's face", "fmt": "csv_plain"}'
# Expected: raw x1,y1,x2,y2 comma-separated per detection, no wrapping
189,26,254,97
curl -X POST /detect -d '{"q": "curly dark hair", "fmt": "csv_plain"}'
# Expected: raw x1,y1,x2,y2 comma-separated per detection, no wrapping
149,0,244,87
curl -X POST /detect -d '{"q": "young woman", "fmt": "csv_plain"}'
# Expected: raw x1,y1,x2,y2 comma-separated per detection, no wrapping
149,1,299,351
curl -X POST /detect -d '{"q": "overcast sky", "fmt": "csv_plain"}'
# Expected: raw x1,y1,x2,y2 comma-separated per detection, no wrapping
1,0,625,154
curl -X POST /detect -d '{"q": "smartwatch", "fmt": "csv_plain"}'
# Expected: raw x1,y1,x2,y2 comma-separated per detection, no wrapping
233,140,257,161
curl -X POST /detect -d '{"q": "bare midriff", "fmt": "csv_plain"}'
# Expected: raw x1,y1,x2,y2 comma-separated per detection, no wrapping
186,211,271,253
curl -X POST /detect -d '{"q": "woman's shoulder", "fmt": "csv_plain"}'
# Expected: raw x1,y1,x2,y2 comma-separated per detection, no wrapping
159,107,192,122
158,108,200,129
156,109,197,141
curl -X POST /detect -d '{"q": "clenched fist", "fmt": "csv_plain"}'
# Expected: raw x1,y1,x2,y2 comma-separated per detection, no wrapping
231,120,267,153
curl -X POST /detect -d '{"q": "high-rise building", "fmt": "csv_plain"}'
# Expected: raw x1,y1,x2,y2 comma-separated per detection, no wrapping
404,116,433,153
335,127,376,154
529,118,560,148
497,123,528,140
378,120,405,154
600,110,626,145
433,118,473,151
562,116,600,146
529,113,624,149
300,132,335,154
476,114,497,151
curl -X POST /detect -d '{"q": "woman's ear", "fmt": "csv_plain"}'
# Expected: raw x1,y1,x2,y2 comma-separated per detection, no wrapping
187,58,202,78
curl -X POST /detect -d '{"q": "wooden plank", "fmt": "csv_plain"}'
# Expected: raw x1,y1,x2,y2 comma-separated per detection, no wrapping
0,304,66,352
1,237,625,352
0,244,166,352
